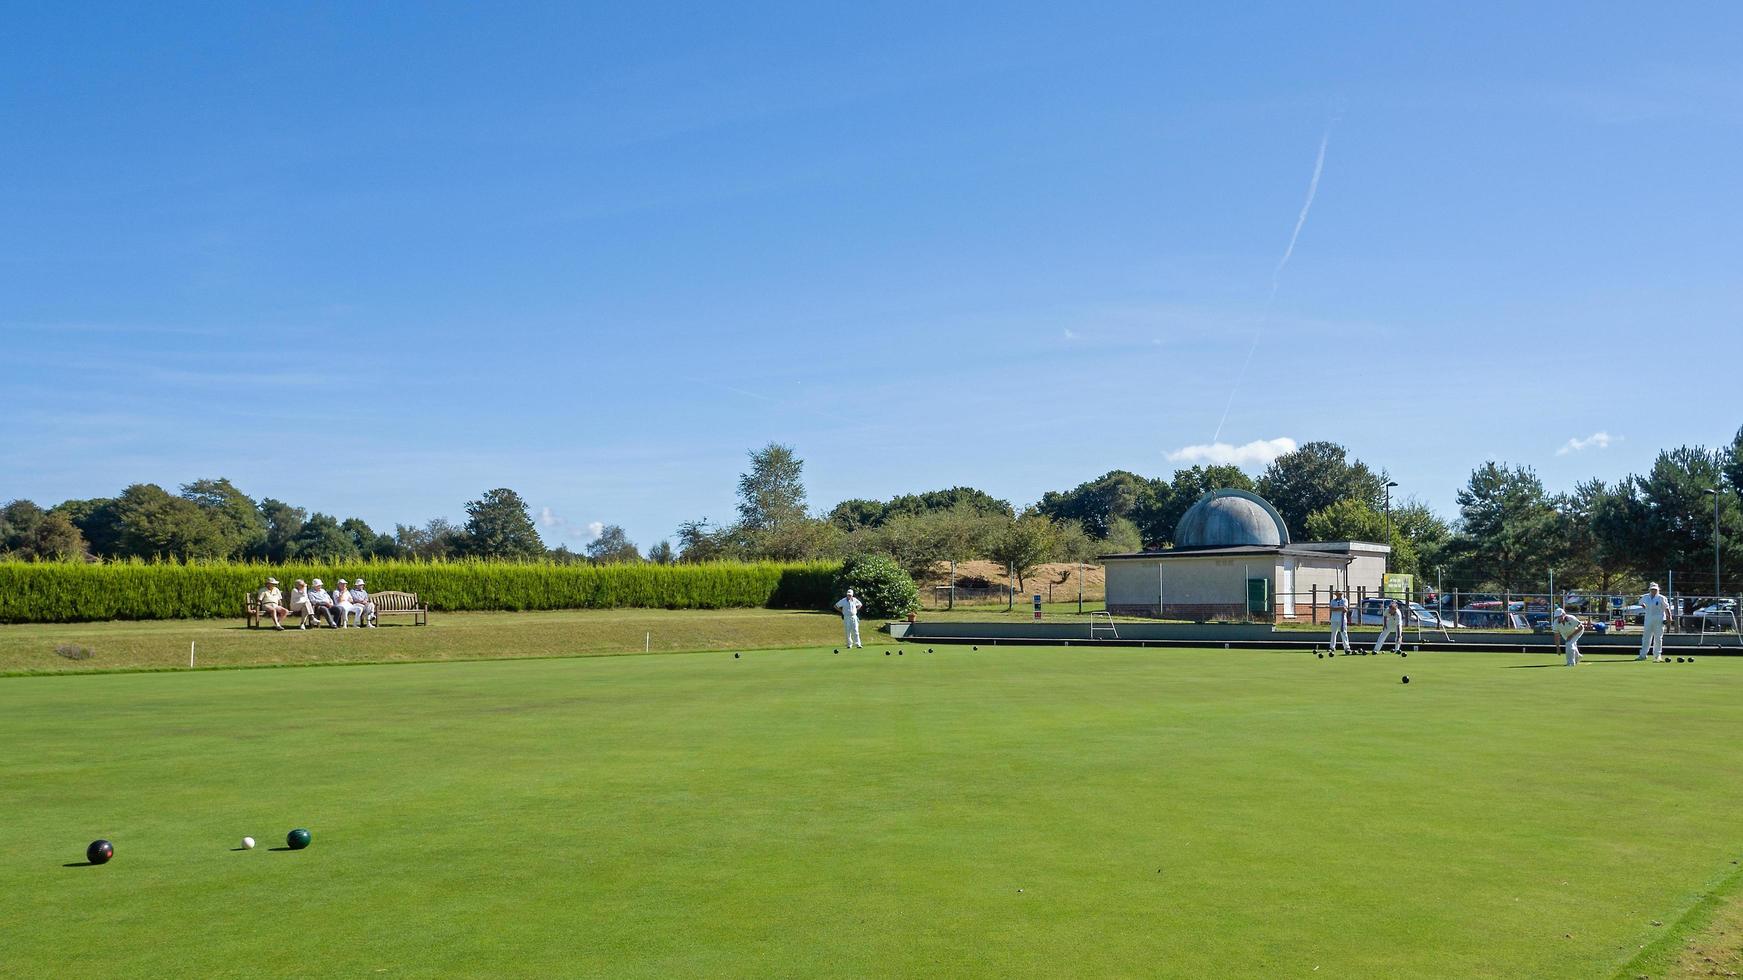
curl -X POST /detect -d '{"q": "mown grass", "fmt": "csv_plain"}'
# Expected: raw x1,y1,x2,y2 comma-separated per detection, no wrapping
0,608,893,674
5,644,1743,977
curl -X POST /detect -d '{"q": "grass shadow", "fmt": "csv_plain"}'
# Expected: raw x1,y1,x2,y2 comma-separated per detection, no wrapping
62,861,99,868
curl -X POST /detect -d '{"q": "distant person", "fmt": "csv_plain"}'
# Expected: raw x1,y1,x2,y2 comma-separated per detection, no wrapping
1374,599,1405,654
307,579,338,627
286,579,318,630
256,577,290,630
1553,607,1586,666
1635,582,1670,662
1328,590,1353,654
834,588,864,649
350,577,378,628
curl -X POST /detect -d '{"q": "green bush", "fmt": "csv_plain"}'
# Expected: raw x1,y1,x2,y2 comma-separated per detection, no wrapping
0,559,842,624
833,553,919,618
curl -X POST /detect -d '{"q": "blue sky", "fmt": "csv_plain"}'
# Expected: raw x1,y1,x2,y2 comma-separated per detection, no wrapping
4,2,1740,549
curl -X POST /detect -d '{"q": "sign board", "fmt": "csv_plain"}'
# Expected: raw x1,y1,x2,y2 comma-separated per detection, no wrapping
1382,573,1414,599
1033,594,1043,620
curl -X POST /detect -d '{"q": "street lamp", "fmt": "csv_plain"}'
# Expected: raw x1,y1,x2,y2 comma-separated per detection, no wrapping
1706,488,1721,597
1383,481,1399,574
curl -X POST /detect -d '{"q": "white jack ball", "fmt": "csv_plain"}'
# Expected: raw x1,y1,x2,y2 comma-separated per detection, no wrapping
242,836,256,850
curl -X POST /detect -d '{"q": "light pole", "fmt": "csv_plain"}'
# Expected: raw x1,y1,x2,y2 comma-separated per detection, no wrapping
1383,481,1399,575
1706,488,1721,597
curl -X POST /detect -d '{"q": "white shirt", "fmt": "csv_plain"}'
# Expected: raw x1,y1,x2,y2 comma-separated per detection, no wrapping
1553,616,1584,641
1640,593,1668,625
1382,606,1403,630
1329,598,1348,626
834,596,862,620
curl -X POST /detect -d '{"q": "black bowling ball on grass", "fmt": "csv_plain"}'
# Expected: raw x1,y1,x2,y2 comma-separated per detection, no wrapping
86,840,113,864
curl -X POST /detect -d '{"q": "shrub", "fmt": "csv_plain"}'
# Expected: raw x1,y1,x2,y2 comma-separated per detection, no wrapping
0,559,842,624
833,553,919,618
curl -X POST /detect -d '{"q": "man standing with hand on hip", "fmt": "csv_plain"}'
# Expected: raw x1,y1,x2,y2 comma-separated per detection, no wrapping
835,588,864,649
1328,590,1353,654
1636,582,1670,662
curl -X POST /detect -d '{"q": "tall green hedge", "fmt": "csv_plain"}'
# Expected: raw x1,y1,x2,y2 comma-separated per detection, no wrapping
0,560,842,624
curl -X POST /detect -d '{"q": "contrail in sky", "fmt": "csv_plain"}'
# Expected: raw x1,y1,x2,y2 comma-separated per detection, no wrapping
1211,128,1332,444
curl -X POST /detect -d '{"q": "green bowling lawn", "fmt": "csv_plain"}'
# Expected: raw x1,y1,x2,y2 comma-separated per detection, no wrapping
6,644,1741,977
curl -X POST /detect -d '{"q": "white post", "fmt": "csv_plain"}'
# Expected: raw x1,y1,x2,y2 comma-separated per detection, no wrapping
645,632,650,653
190,641,195,668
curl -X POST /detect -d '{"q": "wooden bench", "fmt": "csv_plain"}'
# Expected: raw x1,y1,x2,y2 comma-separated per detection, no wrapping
366,590,428,626
243,592,318,629
244,590,429,627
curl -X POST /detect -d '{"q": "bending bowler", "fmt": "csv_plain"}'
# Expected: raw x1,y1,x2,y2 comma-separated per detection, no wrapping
1635,582,1670,662
835,588,864,649
1374,599,1405,654
1553,607,1585,666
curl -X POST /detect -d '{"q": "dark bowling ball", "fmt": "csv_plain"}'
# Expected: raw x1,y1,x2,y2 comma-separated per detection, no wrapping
1316,653,1323,659
885,651,891,656
733,653,739,659
1401,676,1410,684
833,649,839,654
86,839,113,864
286,828,312,850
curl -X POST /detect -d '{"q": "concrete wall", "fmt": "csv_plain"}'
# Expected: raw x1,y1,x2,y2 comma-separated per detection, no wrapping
1106,556,1259,614
896,618,1734,652
1347,553,1386,595
1107,553,1355,617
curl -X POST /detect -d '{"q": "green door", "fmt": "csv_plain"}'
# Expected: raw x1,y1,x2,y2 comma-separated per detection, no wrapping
1246,577,1270,614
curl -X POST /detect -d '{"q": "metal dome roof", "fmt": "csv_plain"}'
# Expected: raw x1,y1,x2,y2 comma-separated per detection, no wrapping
1173,489,1291,549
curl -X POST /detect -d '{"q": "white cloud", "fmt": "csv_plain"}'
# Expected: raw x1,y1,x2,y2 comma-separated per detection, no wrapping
1062,328,1080,340
1556,431,1616,455
1166,437,1297,469
538,507,604,542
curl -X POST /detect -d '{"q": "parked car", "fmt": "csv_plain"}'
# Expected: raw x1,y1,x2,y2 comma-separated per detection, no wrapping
1454,609,1530,630
1358,599,1452,628
1687,600,1738,630
1435,593,1497,612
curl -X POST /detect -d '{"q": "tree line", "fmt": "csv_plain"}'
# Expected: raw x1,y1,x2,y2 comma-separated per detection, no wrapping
5,427,1741,596
0,483,594,564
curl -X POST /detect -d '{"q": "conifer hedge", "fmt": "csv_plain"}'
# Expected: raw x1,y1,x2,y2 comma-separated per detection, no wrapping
0,560,841,624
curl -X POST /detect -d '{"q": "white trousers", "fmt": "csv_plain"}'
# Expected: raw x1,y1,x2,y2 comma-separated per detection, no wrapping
337,601,362,626
1638,621,1665,660
1564,638,1581,666
843,617,861,648
1329,623,1352,651
1375,626,1402,652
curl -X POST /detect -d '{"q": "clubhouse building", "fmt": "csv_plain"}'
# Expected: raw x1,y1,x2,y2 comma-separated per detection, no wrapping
1100,489,1389,621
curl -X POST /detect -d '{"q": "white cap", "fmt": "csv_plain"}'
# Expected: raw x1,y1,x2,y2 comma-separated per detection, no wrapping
1649,582,1660,590
1555,607,1566,617
266,577,278,585
353,578,365,586
312,578,323,586
845,588,854,595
